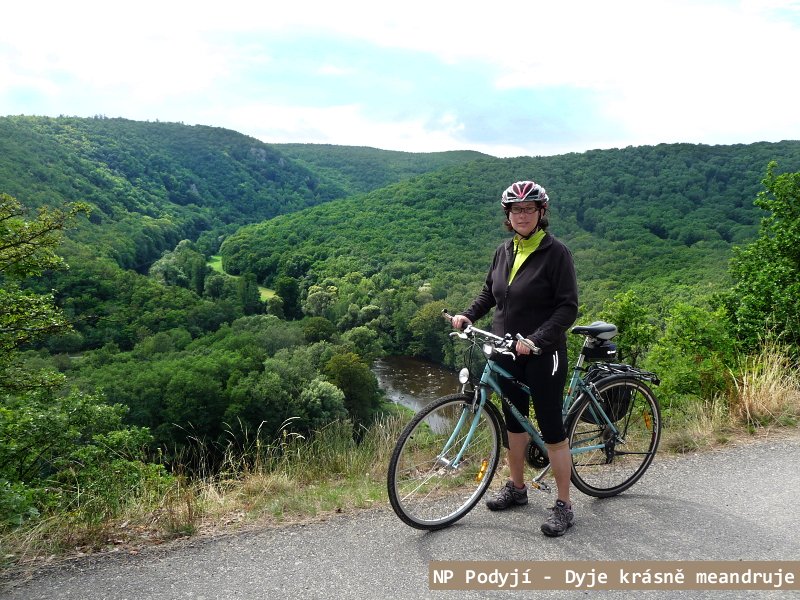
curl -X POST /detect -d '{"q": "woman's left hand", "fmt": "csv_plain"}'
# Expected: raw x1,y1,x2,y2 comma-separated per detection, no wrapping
515,340,532,355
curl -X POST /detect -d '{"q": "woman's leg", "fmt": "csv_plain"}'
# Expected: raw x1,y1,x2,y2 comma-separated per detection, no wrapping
546,438,571,507
526,348,575,535
508,431,529,488
526,348,572,507
494,354,532,489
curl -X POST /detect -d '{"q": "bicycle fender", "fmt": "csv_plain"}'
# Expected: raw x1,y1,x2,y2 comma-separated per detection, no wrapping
567,374,654,428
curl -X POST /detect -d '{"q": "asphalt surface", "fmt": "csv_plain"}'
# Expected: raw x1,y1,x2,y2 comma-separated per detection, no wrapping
4,431,799,599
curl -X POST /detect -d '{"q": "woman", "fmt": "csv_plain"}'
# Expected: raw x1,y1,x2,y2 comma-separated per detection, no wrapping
451,180,578,537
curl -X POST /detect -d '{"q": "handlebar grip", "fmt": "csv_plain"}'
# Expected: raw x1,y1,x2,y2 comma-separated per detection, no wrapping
515,334,542,355
443,309,471,331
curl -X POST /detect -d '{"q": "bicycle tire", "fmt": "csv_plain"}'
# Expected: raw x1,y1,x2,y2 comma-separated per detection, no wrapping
387,393,502,530
567,376,661,497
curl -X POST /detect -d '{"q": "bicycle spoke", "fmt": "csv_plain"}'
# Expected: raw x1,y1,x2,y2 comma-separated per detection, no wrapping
569,377,661,497
388,317,662,529
388,394,501,530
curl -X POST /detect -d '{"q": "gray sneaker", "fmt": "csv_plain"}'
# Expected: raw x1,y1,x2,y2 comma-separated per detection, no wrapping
486,480,528,511
541,500,574,536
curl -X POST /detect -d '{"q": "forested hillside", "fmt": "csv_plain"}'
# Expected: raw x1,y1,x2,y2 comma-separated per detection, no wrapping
0,116,484,350
272,143,489,195
0,116,337,270
222,141,800,311
2,117,799,550
1,117,483,271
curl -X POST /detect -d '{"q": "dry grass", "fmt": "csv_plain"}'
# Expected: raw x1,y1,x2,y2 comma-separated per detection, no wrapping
661,395,735,453
1,414,407,575
730,343,800,429
663,343,800,452
4,364,799,572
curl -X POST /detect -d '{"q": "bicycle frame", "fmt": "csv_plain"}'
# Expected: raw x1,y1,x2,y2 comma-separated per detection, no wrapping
388,314,662,529
442,348,622,474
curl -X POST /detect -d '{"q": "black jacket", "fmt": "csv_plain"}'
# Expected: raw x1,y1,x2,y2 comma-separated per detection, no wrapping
462,232,578,351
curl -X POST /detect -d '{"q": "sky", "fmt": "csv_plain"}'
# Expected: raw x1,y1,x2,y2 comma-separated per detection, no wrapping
2,0,800,158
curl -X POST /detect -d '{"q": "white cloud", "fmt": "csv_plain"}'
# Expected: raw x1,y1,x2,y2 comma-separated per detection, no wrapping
213,102,479,153
3,0,800,155
317,64,356,77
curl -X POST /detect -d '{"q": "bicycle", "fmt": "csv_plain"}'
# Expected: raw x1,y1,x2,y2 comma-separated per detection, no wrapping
386,310,661,530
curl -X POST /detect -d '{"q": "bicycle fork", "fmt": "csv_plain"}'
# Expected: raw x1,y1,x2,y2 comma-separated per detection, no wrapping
435,398,484,471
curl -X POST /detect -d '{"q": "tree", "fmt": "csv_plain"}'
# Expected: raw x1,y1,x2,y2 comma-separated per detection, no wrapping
0,194,170,528
303,316,337,343
0,388,168,527
644,302,735,413
275,275,302,320
599,290,657,366
237,272,263,315
148,240,209,294
203,272,226,300
728,164,800,348
297,378,348,431
0,194,89,392
161,368,226,444
408,301,450,362
324,352,381,427
302,284,337,318
341,325,383,361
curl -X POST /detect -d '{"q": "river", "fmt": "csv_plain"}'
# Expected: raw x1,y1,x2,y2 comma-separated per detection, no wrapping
373,355,460,412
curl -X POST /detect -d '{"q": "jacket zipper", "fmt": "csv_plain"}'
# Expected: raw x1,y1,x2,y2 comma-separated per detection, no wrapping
504,240,514,335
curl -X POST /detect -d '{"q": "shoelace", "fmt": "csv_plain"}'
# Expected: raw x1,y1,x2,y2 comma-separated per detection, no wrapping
547,504,572,525
493,482,524,503
497,485,516,501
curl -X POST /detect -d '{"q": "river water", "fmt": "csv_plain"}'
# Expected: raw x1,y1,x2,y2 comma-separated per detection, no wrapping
373,355,460,412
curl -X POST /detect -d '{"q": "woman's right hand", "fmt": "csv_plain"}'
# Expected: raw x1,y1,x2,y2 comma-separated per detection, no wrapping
451,315,472,331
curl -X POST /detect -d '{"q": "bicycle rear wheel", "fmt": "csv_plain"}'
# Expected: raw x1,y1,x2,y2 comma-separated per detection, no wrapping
568,376,661,497
387,393,502,530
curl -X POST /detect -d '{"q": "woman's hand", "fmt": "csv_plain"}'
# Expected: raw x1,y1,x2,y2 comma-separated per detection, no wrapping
514,336,541,356
451,315,472,331
515,340,532,355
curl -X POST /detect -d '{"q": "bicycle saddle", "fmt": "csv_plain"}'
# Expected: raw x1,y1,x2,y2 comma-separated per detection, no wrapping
571,321,618,340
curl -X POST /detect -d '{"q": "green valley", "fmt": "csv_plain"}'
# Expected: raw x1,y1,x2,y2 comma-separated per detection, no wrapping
1,116,799,562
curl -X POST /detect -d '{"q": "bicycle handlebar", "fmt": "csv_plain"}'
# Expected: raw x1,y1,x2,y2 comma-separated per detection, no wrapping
442,310,541,356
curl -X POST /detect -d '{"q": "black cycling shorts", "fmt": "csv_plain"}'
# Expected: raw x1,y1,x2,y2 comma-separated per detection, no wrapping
494,347,568,444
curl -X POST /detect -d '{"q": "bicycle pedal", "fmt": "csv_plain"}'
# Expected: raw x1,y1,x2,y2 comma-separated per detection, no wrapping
529,480,551,493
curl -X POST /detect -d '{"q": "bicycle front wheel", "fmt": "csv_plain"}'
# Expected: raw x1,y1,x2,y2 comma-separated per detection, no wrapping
568,376,661,498
387,393,502,530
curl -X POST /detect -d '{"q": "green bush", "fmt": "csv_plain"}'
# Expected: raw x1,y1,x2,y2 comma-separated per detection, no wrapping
0,389,172,529
645,303,736,419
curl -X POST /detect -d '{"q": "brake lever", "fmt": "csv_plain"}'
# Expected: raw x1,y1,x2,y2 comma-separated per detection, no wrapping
497,349,517,360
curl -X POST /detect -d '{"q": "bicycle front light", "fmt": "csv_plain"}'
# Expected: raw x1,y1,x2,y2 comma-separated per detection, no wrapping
482,342,494,358
458,368,470,384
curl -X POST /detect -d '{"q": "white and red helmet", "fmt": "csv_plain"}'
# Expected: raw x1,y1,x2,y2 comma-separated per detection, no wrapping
501,180,549,208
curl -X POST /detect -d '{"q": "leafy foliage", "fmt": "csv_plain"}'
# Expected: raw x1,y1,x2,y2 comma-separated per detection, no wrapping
323,352,382,427
727,163,800,348
272,143,489,195
4,116,800,542
599,290,658,366
0,194,168,529
0,194,89,392
644,302,736,415
0,389,169,528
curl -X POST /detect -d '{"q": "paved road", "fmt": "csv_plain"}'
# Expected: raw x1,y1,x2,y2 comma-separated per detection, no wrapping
4,432,800,599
